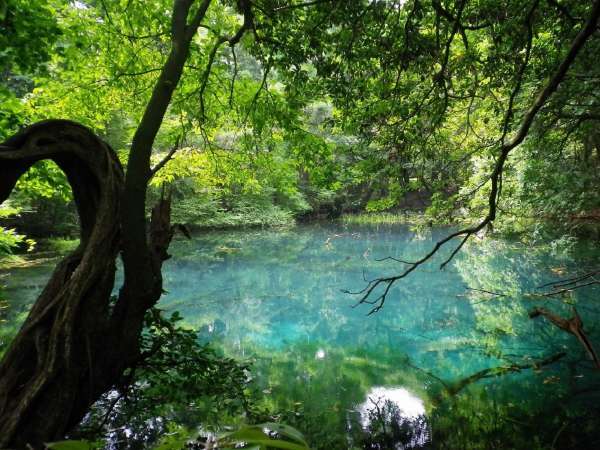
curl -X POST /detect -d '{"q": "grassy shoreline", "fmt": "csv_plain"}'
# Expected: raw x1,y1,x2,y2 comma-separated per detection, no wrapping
337,210,431,226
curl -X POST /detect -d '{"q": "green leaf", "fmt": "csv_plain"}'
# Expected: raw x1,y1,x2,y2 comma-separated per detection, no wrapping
221,426,271,442
46,441,93,450
220,425,310,450
153,438,188,450
254,423,309,446
239,439,308,450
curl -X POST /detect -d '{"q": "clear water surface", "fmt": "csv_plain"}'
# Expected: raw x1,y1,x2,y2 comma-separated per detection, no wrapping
2,223,600,449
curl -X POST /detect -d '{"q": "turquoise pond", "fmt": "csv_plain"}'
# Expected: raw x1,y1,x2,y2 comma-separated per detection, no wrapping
2,223,600,448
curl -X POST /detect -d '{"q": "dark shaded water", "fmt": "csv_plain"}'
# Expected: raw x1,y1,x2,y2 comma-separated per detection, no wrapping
2,223,600,448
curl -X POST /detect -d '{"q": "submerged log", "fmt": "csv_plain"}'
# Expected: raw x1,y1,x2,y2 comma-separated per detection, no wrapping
445,352,567,396
529,307,600,370
408,352,566,401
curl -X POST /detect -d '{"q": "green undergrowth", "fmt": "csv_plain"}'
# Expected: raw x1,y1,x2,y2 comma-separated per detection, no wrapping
37,237,80,253
0,239,78,270
0,254,25,270
187,206,295,229
170,198,297,230
338,211,434,228
339,210,600,251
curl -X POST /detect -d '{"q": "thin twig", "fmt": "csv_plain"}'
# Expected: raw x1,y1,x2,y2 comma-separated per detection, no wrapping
149,137,181,178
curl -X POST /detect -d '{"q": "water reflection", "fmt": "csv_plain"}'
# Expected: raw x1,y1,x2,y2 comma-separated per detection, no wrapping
357,386,429,449
359,387,425,423
3,223,600,448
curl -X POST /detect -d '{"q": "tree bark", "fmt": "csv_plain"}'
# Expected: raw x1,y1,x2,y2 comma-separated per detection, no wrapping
0,121,177,447
0,120,124,446
0,1,224,446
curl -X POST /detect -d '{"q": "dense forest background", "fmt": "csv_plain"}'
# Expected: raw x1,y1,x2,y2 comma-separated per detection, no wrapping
1,0,600,448
2,0,598,246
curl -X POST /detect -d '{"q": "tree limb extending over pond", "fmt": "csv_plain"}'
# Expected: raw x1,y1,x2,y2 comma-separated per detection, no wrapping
352,0,600,315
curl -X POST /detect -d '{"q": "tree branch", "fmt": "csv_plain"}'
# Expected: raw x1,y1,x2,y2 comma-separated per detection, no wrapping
353,0,600,314
530,307,600,369
185,0,212,41
121,0,213,307
150,137,181,178
273,0,335,12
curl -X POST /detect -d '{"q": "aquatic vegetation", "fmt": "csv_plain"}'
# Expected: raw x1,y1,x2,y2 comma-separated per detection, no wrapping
5,224,599,447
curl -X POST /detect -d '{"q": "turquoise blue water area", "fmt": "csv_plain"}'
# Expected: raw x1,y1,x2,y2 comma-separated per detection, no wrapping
2,223,600,448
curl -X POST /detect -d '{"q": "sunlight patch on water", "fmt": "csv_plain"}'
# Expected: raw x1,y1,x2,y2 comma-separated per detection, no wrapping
357,386,429,448
359,386,425,424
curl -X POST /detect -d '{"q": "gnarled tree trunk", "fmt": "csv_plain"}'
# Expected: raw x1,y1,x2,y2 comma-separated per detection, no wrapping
0,120,172,447
0,0,254,446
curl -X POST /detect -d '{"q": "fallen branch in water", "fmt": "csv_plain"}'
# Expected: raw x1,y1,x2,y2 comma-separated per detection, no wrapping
407,352,566,399
529,307,600,370
537,269,600,297
446,352,567,396
467,287,506,297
